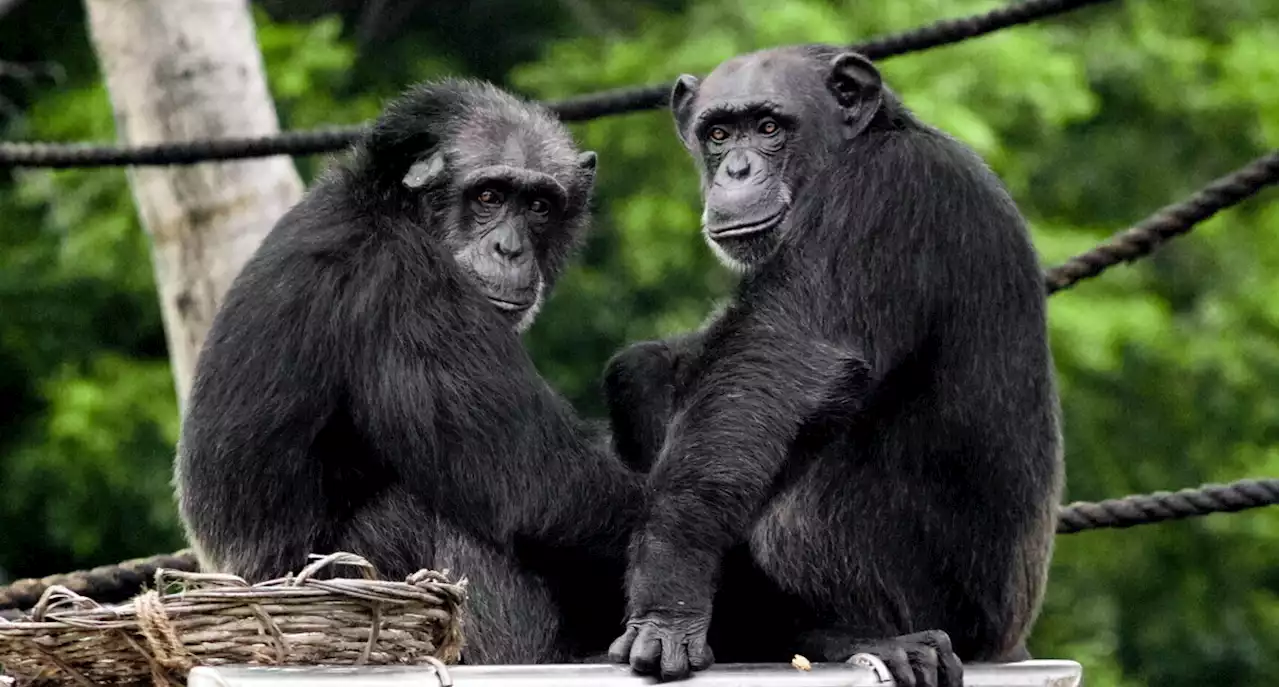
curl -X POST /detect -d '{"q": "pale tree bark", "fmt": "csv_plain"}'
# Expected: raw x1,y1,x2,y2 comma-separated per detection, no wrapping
0,0,25,21
83,0,304,407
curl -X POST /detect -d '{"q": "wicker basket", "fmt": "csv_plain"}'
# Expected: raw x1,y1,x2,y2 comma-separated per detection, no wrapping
0,552,467,686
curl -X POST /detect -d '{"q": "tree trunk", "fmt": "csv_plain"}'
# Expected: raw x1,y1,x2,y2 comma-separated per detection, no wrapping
83,0,303,407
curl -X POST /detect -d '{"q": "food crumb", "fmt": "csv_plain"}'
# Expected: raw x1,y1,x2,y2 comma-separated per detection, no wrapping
791,654,812,671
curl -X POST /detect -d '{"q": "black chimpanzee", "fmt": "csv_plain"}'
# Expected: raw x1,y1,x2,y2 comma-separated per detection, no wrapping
603,45,1064,687
174,79,644,664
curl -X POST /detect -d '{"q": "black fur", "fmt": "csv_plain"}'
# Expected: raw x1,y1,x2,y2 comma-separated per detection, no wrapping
605,45,1063,686
174,78,642,663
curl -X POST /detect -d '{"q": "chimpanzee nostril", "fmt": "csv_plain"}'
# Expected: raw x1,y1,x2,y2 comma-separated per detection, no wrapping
494,241,523,259
493,228,525,259
724,150,752,180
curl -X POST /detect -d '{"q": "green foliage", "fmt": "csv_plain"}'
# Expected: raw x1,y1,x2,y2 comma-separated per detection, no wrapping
0,1,1275,686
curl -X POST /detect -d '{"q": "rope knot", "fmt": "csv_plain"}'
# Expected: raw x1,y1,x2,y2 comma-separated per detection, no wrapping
133,590,193,672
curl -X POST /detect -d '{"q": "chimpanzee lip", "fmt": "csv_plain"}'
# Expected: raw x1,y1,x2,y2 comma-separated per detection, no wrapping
487,296,534,312
707,208,787,239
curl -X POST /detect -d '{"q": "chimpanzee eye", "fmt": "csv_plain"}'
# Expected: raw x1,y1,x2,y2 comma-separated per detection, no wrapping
758,118,780,136
476,188,504,206
529,198,550,216
708,126,729,143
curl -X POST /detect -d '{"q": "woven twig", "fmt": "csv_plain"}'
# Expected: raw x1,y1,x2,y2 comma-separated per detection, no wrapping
0,553,467,687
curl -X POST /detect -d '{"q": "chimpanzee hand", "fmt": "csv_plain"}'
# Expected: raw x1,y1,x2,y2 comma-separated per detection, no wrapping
826,630,963,687
602,341,680,473
608,609,715,681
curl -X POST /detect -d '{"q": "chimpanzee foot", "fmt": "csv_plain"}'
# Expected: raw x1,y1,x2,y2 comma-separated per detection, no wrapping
805,629,963,687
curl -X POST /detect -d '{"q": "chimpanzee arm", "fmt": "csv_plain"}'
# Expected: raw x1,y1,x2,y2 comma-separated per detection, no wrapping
176,232,344,582
608,303,871,678
628,305,870,591
345,255,644,557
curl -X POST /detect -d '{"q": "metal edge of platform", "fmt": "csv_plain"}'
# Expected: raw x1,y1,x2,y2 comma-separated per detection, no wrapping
187,659,1082,687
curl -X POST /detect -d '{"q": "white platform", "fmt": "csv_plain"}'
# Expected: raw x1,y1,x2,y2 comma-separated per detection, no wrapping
187,659,1083,687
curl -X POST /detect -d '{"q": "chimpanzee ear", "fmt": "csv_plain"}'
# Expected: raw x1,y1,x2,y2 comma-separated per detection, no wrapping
671,74,702,148
402,150,447,189
827,52,883,139
577,151,598,190
827,52,881,106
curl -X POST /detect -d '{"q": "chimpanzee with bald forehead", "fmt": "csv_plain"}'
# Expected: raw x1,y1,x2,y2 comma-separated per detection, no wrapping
176,79,644,664
603,45,1063,686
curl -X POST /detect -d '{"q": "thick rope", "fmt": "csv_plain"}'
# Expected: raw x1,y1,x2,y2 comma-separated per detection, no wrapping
0,128,361,170
1,478,1274,612
1044,152,1280,293
1056,478,1279,534
0,550,198,612
0,0,1117,169
556,0,1119,122
852,0,1115,60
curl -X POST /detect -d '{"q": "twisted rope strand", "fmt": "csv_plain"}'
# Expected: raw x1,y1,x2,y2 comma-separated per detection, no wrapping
0,127,363,169
0,550,198,612
1056,478,1279,534
3,478,1274,612
852,0,1115,60
0,0,1118,168
1044,152,1280,293
553,0,1118,121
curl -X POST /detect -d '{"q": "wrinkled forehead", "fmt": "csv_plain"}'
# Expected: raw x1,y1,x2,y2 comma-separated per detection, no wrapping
450,114,577,182
697,51,830,114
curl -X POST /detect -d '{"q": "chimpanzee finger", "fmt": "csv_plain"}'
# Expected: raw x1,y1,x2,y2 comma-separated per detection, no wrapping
688,634,715,671
608,625,639,664
904,630,953,655
938,648,964,687
880,646,916,687
908,645,940,687
658,637,690,682
629,626,663,675
905,630,963,687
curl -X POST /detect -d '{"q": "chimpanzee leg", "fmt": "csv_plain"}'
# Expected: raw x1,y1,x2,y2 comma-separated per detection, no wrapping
330,488,439,581
332,493,564,663
740,474,965,687
433,526,566,664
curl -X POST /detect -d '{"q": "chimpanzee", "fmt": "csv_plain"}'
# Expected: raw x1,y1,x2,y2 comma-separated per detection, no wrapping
603,45,1064,687
173,79,644,663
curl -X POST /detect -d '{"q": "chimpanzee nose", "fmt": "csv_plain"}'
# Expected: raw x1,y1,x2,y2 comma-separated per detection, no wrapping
724,150,752,180
493,229,525,260
494,241,524,259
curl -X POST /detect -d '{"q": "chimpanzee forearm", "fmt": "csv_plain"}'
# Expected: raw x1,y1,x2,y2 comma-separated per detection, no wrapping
516,394,647,556
627,332,869,607
352,333,644,559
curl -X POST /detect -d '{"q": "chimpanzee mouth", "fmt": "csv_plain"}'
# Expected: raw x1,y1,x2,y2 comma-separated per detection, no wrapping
707,208,787,240
486,296,534,313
